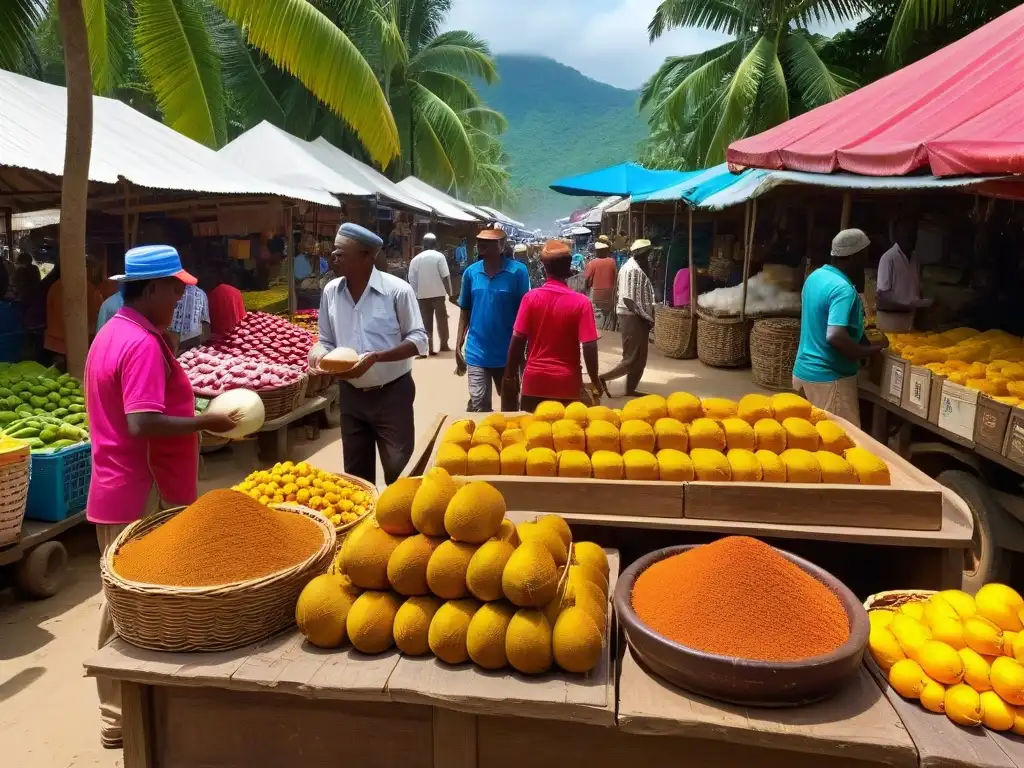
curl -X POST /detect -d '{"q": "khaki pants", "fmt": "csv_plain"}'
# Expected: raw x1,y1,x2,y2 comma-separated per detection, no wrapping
95,487,164,741
792,374,861,428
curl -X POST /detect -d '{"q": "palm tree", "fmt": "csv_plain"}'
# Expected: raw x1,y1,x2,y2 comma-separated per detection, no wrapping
884,0,1019,65
640,0,865,168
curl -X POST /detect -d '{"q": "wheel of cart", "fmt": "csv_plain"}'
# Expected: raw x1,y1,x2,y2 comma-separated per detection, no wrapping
0,513,84,599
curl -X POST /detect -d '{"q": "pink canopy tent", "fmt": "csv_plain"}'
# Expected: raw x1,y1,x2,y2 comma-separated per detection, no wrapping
727,6,1024,177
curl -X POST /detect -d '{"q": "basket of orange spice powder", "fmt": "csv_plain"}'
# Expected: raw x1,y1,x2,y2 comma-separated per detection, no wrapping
101,488,336,652
614,536,869,707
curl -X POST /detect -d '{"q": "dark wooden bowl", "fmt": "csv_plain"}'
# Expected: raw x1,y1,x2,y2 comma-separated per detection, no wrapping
613,543,869,707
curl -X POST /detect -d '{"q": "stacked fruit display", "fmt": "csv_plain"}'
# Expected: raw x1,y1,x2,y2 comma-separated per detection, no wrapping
206,311,315,368
434,393,890,484
291,310,318,336
295,469,609,675
0,367,88,452
233,461,374,528
180,350,305,396
242,286,289,313
868,585,1024,731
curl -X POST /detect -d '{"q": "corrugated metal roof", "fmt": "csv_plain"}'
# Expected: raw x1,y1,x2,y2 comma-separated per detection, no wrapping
307,137,432,214
396,176,491,222
0,69,339,207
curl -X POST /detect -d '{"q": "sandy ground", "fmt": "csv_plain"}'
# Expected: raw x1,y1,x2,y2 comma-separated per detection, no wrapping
0,301,762,767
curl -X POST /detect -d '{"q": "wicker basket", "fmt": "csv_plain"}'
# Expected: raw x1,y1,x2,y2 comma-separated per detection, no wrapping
696,309,752,368
0,445,31,548
708,250,733,282
305,372,335,398
751,317,801,390
101,505,336,652
654,304,697,360
257,375,308,421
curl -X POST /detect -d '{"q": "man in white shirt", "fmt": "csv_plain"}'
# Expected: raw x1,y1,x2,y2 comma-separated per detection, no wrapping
599,239,655,396
407,233,452,356
309,223,428,485
876,219,932,332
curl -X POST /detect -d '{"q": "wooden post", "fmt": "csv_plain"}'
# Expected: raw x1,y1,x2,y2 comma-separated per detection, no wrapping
741,199,757,322
688,207,696,309
666,201,678,303
840,191,852,229
285,205,295,316
122,181,130,252
642,204,647,238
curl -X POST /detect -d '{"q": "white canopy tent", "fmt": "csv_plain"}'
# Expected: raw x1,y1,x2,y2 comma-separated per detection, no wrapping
307,137,431,214
583,196,624,225
396,176,491,222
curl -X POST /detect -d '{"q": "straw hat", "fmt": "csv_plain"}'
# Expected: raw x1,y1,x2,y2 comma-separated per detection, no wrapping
630,239,652,253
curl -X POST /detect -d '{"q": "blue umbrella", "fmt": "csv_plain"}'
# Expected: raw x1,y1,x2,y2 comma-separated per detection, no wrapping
550,162,698,197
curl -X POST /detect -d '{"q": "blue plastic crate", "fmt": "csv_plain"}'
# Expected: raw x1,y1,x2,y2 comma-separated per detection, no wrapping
26,442,91,522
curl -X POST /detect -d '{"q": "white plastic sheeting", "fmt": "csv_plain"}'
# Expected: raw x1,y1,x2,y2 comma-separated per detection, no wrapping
396,176,490,222
0,69,339,207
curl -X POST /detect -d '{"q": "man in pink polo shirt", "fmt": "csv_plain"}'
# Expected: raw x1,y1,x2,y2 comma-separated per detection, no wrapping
86,245,238,749
503,240,602,411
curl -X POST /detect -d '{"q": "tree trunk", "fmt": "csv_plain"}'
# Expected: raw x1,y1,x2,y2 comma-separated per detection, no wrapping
57,0,93,379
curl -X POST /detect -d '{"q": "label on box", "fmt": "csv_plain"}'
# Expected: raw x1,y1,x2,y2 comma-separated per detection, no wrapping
938,386,978,440
1007,421,1024,464
907,369,928,410
889,365,905,400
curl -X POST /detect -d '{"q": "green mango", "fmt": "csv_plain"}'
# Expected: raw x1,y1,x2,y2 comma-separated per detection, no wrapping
52,408,69,418
15,405,33,418
38,428,57,444
29,386,49,398
0,411,17,425
67,404,85,414
29,396,48,409
70,395,85,405
47,391,61,403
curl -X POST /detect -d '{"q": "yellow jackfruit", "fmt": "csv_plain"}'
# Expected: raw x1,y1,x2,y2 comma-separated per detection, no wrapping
500,443,528,476
501,428,525,448
558,449,592,478
471,425,502,451
591,450,624,480
517,521,568,566
781,449,821,483
622,394,668,424
552,419,587,452
393,595,442,656
573,542,609,581
445,481,506,543
346,591,402,654
585,420,619,455
429,598,480,664
442,420,474,450
296,574,361,648
534,401,566,422
553,607,603,673
436,443,468,475
586,405,620,427
537,515,572,549
771,392,813,421
526,447,558,477
388,534,443,595
816,420,854,454
465,540,516,602
756,450,786,482
623,449,659,480
502,542,558,607
666,391,702,423
783,417,820,452
412,467,458,537
506,608,553,675
654,418,688,452
467,445,500,475
753,418,787,453
701,397,738,420
375,477,422,535
340,519,404,590
688,418,727,451
526,421,554,450
656,449,694,481
737,394,772,425
426,540,478,599
619,419,656,452
844,447,891,485
690,448,731,481
727,449,762,482
467,601,517,669
815,451,858,484
480,413,507,433
564,401,589,425
722,417,756,451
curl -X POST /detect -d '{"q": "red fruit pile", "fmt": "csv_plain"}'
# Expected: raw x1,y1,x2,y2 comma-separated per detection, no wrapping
207,312,315,368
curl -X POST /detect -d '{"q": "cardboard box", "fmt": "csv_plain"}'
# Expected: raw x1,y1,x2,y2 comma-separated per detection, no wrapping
974,395,1012,452
881,353,909,405
927,375,945,425
936,380,979,442
1003,411,1024,468
901,365,934,419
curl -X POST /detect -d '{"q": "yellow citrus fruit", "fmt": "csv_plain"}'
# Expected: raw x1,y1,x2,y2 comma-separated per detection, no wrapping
1006,631,1020,658
976,583,1024,632
918,641,965,685
920,680,947,713
869,626,906,671
960,648,994,692
944,684,983,727
991,656,1024,705
888,658,930,699
868,609,895,630
924,596,962,628
900,601,926,621
891,614,932,661
981,690,1016,731
964,615,1004,656
930,618,966,650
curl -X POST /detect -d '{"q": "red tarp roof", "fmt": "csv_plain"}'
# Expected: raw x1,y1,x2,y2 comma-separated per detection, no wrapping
727,6,1024,177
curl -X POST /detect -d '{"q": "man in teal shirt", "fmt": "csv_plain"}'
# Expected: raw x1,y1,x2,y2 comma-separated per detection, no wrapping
792,229,888,427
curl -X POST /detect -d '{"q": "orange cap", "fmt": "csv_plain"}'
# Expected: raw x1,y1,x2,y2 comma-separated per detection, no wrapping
476,228,506,241
541,239,571,259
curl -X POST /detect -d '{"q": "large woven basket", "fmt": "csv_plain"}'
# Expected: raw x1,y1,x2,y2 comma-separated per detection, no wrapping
751,317,801,390
708,250,733,282
696,309,752,368
101,505,335,652
257,375,308,421
0,445,30,548
654,304,697,360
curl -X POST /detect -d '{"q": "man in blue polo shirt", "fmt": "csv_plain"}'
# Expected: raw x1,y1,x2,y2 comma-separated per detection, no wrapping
456,228,530,412
792,229,888,427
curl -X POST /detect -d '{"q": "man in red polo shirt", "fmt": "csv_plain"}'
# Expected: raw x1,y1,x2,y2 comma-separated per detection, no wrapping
503,240,601,411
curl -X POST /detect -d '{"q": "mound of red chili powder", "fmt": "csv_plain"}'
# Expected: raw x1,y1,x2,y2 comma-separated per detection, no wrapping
631,536,849,662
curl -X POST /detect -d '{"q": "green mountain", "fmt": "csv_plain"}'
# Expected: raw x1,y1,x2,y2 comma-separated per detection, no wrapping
481,55,646,230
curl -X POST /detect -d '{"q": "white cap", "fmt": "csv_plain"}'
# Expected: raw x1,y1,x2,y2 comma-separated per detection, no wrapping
513,243,527,253
831,229,870,258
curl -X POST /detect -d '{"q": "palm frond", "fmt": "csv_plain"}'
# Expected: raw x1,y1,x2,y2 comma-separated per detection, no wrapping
784,30,857,109
402,0,450,55
410,78,475,186
211,0,399,166
752,50,789,132
0,0,46,72
884,0,957,66
415,69,480,112
135,0,227,147
412,30,497,83
648,0,746,41
661,43,741,130
790,0,870,29
705,34,774,165
639,55,695,112
461,106,507,134
83,0,132,94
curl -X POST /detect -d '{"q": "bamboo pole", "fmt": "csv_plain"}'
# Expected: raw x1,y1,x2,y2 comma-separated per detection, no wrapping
122,181,130,252
840,191,852,229
285,206,295,316
666,201,679,303
741,199,757,322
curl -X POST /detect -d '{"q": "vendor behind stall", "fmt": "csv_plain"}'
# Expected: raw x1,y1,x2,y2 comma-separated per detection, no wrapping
792,229,889,426
207,263,246,334
876,219,932,332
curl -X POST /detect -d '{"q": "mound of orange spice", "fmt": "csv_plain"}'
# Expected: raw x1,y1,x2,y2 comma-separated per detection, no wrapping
113,489,323,587
631,536,849,662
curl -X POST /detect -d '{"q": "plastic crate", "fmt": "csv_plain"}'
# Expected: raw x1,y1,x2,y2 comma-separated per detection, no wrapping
25,443,91,522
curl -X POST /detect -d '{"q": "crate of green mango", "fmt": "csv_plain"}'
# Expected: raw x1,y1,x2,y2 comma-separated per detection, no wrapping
0,368,89,453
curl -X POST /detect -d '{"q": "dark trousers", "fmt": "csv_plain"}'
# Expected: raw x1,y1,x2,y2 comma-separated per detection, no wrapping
418,296,449,352
337,373,415,486
601,313,650,395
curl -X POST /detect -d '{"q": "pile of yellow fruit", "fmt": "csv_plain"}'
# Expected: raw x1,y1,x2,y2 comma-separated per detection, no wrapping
433,392,890,485
869,584,1024,731
233,461,374,528
295,469,609,676
888,328,1024,406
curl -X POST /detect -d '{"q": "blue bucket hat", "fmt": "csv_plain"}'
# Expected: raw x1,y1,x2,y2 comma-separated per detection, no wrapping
109,245,197,284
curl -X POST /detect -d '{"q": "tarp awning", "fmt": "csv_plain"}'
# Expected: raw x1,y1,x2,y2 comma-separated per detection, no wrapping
0,70,338,207
727,6,1024,176
395,177,490,222
550,162,696,196
479,206,525,229
584,196,624,224
308,137,432,214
